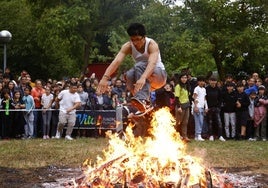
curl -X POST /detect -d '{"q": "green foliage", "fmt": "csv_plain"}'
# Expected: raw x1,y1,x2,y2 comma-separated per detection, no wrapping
183,0,268,79
0,0,267,80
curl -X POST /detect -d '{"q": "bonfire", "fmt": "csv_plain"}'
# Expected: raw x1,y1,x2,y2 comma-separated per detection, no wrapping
73,108,215,188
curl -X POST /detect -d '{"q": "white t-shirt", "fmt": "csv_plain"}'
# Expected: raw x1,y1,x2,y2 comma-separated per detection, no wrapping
193,85,207,109
41,93,54,109
58,90,81,114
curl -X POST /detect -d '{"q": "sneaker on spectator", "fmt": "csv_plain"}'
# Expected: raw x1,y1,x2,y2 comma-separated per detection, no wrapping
263,138,267,141
65,135,73,141
195,135,204,141
248,138,256,141
219,136,226,142
209,136,214,141
55,131,61,139
46,135,50,139
43,135,47,140
131,97,151,112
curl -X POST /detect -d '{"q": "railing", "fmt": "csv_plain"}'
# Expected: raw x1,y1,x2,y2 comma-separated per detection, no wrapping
0,107,124,132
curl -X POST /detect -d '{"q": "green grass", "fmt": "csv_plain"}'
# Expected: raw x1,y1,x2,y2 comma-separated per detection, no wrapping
0,138,267,175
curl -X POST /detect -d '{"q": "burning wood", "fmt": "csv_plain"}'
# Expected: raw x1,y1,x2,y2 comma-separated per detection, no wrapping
70,108,216,188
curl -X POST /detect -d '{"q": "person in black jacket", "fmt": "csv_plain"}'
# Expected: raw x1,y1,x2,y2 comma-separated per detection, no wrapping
222,81,237,139
206,76,225,141
235,81,250,140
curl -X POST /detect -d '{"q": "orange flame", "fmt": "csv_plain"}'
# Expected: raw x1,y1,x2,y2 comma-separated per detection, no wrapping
79,108,208,187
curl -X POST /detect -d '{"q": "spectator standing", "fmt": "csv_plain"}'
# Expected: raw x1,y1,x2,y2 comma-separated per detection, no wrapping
205,77,225,141
2,73,10,88
119,91,129,105
41,87,54,139
77,84,89,110
31,79,45,137
222,82,237,139
16,75,31,97
4,67,14,81
6,80,16,99
155,83,175,112
94,90,113,110
253,85,268,141
244,77,258,96
235,82,250,140
50,89,60,138
111,93,120,109
247,91,256,140
192,76,208,141
12,90,25,138
112,78,125,98
55,82,81,140
82,78,95,96
22,87,35,139
173,73,191,141
1,89,14,139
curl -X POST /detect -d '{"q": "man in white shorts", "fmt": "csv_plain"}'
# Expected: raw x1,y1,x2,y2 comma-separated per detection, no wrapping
55,82,81,140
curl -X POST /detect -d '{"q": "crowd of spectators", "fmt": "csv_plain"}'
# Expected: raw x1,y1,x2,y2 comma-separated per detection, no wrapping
0,68,268,142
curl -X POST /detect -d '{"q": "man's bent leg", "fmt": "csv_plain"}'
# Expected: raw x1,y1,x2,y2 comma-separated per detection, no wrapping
66,114,76,136
149,67,167,91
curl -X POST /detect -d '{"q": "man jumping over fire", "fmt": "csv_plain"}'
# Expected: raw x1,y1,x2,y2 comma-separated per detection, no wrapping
97,23,167,114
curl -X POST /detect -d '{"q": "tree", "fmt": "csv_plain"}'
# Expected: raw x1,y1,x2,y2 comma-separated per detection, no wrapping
182,0,268,79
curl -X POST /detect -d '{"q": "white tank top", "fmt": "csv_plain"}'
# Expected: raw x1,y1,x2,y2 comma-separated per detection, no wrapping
131,37,165,69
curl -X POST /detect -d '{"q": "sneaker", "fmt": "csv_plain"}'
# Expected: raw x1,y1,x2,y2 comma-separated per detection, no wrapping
262,138,267,141
46,135,50,139
43,135,47,140
55,131,61,139
65,135,73,140
131,97,151,112
195,135,204,141
248,138,256,141
209,136,214,141
219,136,226,142
135,111,143,116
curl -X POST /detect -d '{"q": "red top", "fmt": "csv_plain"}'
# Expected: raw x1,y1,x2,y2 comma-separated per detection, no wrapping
31,87,45,108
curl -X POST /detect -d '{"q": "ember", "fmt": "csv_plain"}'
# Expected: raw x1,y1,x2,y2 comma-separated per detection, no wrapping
72,108,215,188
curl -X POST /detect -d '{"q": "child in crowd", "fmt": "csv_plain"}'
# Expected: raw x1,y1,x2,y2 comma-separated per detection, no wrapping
41,87,54,139
12,90,26,138
22,87,35,139
235,82,250,140
247,91,256,140
222,81,237,139
253,85,268,141
1,89,14,139
192,76,208,141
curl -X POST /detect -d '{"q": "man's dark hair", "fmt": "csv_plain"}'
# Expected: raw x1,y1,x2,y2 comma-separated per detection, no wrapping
127,23,146,37
69,82,78,87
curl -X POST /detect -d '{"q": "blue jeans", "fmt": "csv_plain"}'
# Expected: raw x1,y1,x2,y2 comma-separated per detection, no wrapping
42,110,52,136
193,108,205,137
125,61,167,101
24,111,34,137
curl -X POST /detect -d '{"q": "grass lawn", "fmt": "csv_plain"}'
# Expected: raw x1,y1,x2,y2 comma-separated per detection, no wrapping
0,137,267,173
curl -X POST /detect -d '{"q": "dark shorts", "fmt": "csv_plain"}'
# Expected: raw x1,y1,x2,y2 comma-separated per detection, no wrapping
236,111,248,126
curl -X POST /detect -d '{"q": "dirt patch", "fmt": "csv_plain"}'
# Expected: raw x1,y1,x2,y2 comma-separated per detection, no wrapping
0,166,267,188
0,166,80,188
